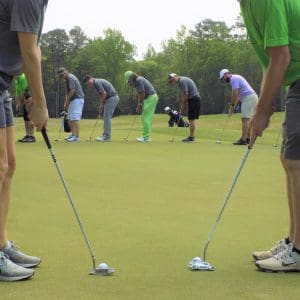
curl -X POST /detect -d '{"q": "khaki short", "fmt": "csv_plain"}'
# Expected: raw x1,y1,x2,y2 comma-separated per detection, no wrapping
241,93,258,118
282,80,300,160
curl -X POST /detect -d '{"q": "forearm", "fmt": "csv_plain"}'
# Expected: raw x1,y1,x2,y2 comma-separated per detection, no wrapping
19,33,46,108
65,90,75,106
257,46,290,114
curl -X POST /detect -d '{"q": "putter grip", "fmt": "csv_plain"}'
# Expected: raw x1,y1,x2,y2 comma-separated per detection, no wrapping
41,127,52,149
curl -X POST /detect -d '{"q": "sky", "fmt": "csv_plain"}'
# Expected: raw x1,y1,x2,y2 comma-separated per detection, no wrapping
43,0,241,59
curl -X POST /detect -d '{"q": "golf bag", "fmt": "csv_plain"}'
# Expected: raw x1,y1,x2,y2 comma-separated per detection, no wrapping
165,107,189,127
60,111,71,132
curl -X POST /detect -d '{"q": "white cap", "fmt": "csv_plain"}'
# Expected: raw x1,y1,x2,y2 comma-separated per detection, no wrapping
168,73,177,82
219,69,230,80
164,106,171,112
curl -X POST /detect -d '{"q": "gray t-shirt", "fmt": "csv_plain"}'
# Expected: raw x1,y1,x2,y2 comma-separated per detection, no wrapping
66,73,84,100
0,0,47,75
135,77,156,98
94,79,117,98
178,76,200,99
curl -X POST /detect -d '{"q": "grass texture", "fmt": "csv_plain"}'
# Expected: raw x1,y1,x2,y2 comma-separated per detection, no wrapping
2,112,300,299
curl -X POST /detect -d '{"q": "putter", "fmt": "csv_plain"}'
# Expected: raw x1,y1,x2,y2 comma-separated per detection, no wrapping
123,114,138,141
273,127,282,147
169,113,183,142
216,114,231,144
86,113,102,142
189,141,255,271
54,123,63,142
41,128,115,276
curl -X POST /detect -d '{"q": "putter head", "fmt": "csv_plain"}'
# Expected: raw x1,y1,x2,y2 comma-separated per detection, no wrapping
89,266,115,276
188,257,214,271
273,144,278,148
169,138,174,142
123,138,129,142
216,140,221,144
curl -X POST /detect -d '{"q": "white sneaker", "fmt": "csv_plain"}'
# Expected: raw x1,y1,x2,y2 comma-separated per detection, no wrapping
64,134,73,141
0,251,34,281
66,136,80,142
1,241,41,268
252,239,289,261
255,243,300,272
96,136,110,142
136,137,151,142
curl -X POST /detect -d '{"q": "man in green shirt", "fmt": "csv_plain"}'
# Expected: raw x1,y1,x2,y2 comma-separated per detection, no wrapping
240,0,300,272
14,73,35,143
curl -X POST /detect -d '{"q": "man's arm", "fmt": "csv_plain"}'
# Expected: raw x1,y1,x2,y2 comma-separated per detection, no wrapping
18,32,48,130
249,46,290,144
136,91,145,114
229,89,239,115
180,91,189,113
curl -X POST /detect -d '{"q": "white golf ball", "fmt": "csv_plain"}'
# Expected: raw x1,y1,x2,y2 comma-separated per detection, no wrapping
98,262,108,269
216,140,221,144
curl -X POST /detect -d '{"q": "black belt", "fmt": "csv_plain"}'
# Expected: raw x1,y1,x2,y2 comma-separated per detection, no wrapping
0,71,13,93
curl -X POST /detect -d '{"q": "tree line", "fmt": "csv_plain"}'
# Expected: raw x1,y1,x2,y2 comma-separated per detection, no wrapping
40,18,284,119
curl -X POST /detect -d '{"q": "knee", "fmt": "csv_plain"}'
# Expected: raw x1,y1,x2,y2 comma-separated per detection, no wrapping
0,159,9,182
283,159,300,176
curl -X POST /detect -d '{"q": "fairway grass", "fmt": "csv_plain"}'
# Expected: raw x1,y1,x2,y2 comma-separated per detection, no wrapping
2,113,300,299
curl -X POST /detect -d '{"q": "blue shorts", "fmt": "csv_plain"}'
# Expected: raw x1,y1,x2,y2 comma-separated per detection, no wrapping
68,98,84,121
0,90,15,128
281,80,300,160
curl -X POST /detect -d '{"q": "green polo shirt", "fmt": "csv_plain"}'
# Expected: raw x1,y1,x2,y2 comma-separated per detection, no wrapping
240,0,300,86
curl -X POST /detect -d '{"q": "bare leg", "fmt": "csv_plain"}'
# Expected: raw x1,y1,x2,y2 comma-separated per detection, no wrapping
0,126,16,248
25,120,34,136
189,119,196,137
241,118,250,140
282,158,300,249
70,120,80,137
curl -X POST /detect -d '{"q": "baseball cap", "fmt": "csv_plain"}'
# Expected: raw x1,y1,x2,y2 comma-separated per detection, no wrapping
168,73,177,83
164,106,171,112
57,67,67,77
124,71,134,84
219,69,230,80
82,75,92,85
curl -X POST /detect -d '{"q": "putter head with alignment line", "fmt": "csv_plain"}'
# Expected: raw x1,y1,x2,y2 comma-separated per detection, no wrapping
89,262,115,276
188,257,214,271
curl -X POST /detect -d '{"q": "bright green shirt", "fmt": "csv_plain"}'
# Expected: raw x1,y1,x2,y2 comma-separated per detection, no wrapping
240,0,300,86
14,73,28,97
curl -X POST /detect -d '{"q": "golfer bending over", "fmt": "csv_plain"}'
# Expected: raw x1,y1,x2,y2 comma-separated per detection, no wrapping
83,75,119,142
124,71,159,142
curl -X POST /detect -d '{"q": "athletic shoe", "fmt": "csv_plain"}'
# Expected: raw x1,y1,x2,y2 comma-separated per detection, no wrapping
252,239,289,261
64,134,73,141
136,137,151,142
96,136,111,142
66,136,80,142
233,138,247,145
255,243,300,272
21,136,36,143
18,135,35,143
0,251,34,281
1,241,41,268
182,136,195,142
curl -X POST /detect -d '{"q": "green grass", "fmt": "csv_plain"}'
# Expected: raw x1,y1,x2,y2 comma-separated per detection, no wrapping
2,112,300,300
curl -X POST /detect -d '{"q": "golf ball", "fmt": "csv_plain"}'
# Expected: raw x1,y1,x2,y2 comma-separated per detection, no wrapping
192,257,202,263
216,141,221,144
98,262,108,269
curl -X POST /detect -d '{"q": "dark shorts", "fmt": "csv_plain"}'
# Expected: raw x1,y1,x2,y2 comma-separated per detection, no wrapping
188,96,201,120
281,79,300,160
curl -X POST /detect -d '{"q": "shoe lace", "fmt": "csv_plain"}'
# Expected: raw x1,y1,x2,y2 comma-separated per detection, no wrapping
274,244,294,263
